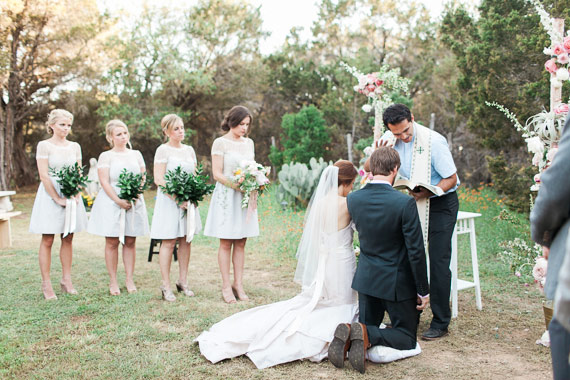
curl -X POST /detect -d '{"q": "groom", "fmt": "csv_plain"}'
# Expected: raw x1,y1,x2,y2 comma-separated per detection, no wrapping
329,147,429,374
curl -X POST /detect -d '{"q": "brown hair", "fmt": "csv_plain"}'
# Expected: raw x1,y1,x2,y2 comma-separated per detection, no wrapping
45,109,73,134
369,147,400,176
334,160,358,186
221,106,252,131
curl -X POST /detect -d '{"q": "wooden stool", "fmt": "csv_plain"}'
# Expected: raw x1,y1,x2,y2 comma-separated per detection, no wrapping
148,239,178,262
451,211,483,318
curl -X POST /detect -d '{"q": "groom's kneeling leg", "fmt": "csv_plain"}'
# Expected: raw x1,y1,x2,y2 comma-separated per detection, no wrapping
370,298,418,350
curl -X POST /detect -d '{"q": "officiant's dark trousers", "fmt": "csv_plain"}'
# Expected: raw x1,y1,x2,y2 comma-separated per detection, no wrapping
359,293,419,350
428,191,459,330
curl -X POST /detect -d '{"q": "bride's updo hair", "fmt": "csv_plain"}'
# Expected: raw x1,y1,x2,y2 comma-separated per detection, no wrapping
334,160,358,186
221,106,252,131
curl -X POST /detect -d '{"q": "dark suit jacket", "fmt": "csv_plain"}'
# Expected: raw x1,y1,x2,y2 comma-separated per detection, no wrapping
531,116,570,299
348,183,429,301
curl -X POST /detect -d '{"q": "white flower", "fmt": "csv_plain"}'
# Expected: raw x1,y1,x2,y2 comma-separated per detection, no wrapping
358,75,368,87
556,67,570,81
363,146,373,156
544,47,554,55
353,85,360,92
362,104,373,113
551,77,563,88
526,136,544,155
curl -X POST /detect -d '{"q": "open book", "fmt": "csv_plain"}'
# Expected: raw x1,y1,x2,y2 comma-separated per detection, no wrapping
394,178,444,196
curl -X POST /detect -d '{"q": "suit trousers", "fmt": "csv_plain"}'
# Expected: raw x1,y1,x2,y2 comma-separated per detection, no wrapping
550,318,570,380
359,292,419,350
428,191,459,330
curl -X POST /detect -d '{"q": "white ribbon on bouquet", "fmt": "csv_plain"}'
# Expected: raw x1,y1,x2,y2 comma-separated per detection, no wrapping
179,203,196,243
119,200,136,244
62,198,77,238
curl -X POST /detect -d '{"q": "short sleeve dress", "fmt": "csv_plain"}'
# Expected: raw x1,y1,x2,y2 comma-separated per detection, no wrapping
203,136,259,239
29,140,88,234
150,144,202,240
87,150,150,237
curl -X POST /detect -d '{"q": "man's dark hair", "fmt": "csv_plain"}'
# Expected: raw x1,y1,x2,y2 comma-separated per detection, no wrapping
383,103,412,127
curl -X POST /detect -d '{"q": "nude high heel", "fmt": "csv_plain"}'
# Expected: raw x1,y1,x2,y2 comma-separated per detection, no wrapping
42,281,57,301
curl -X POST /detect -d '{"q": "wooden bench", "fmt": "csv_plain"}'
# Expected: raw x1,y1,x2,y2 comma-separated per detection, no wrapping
0,211,22,249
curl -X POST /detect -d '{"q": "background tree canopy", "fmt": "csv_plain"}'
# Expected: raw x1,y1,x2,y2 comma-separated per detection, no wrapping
2,0,569,212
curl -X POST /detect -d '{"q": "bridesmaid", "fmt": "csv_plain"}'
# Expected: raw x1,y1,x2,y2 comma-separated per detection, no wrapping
150,114,201,302
87,120,149,295
204,106,259,304
29,109,88,300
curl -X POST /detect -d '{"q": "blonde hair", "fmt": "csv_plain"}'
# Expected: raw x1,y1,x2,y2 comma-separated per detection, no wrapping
105,119,130,148
45,109,74,134
161,114,183,141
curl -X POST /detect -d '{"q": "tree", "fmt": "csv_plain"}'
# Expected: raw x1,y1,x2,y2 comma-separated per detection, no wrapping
269,105,331,168
0,0,107,189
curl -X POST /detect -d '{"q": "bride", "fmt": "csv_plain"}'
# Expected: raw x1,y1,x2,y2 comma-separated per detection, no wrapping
195,160,359,369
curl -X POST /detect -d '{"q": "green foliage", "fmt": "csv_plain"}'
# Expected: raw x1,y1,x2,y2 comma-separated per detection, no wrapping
160,163,215,207
117,169,152,203
49,163,90,198
269,106,331,169
486,154,534,213
276,157,331,209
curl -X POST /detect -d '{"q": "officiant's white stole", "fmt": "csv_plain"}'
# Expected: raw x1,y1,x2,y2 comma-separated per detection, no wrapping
409,122,432,251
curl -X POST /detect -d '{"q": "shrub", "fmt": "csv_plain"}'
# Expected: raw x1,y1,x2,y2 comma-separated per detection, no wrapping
486,154,534,213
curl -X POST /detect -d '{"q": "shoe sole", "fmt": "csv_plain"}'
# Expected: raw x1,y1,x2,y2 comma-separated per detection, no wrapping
329,324,350,368
421,331,449,341
348,323,366,374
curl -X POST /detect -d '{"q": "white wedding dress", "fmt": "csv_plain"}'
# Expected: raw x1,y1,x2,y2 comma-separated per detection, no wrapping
196,166,358,369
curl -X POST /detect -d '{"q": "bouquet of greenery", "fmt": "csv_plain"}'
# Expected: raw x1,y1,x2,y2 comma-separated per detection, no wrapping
117,169,151,203
160,163,215,212
49,163,89,198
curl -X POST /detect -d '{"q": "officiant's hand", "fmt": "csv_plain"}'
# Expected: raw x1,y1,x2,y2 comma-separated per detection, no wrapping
417,295,429,310
409,187,431,201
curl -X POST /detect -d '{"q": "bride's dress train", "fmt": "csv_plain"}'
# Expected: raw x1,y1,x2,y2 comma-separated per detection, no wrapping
195,223,358,369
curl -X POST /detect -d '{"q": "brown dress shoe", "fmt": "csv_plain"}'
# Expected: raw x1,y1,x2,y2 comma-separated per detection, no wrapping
348,322,370,374
328,323,351,368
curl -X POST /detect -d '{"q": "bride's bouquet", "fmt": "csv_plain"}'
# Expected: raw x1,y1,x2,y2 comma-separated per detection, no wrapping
231,160,271,209
49,162,89,198
117,169,151,203
49,162,90,236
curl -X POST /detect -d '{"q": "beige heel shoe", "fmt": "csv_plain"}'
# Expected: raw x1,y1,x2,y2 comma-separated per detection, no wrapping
42,281,57,301
160,286,176,302
175,282,195,297
60,281,78,295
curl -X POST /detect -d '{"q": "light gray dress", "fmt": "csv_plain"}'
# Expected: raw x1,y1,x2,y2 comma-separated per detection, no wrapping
203,136,259,239
87,150,150,237
29,140,88,234
150,144,202,240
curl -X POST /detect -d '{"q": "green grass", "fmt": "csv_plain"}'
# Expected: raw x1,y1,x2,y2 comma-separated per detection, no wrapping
0,185,552,379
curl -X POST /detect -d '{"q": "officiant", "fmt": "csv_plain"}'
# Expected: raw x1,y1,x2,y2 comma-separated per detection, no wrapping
378,103,459,341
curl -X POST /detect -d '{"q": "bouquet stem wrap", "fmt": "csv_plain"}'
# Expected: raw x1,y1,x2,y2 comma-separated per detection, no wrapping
62,198,77,238
180,204,196,243
118,201,136,245
246,190,258,223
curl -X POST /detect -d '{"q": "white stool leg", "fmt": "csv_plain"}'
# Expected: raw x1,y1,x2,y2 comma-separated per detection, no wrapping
469,219,482,310
451,226,458,318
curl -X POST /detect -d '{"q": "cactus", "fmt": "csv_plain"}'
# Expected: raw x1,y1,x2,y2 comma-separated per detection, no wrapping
276,157,331,209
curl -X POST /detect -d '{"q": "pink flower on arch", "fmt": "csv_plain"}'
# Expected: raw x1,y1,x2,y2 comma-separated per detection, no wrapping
545,58,558,74
558,53,570,64
553,44,566,56
555,103,569,115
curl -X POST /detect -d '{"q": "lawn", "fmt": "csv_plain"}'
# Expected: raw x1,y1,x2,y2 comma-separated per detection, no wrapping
0,185,552,379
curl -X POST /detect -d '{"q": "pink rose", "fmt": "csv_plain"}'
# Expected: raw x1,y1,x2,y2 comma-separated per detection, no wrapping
534,173,541,183
558,53,570,64
553,44,566,55
359,169,365,177
545,58,558,74
564,36,570,51
367,84,375,92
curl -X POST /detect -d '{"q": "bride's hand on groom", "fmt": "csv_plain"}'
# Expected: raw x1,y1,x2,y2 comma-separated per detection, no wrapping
416,295,429,311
